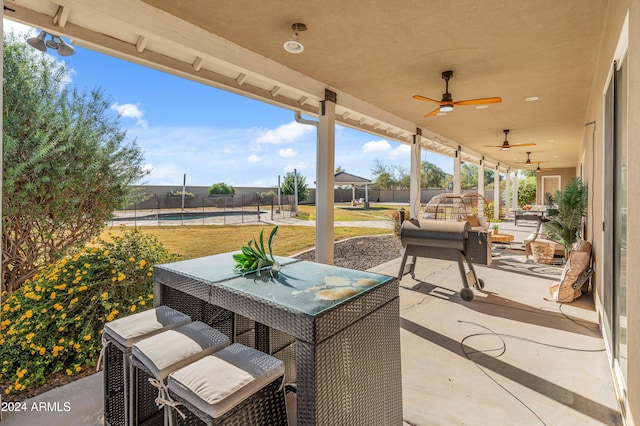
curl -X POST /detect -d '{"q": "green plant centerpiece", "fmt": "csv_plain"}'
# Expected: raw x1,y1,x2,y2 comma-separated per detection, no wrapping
543,176,587,256
233,226,281,277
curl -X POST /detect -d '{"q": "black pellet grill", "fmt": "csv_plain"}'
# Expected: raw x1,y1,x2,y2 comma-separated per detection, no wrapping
398,219,485,301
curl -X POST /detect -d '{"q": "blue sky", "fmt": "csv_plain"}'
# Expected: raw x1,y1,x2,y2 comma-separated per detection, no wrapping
4,19,453,188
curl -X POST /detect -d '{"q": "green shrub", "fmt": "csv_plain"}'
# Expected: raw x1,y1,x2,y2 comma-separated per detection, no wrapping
208,183,235,196
167,190,195,197
0,227,178,395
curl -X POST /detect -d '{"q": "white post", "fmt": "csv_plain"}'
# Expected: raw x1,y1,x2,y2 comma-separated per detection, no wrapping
277,175,281,212
478,159,485,217
410,133,422,218
504,169,511,219
316,93,336,264
512,171,519,213
293,169,299,215
494,167,500,220
453,150,461,194
181,173,186,211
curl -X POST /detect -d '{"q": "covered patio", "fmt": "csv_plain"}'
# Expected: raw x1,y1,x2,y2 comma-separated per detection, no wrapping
3,1,639,424
0,221,623,425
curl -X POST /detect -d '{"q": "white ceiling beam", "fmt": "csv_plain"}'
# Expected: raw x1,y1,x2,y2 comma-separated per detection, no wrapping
236,73,247,86
53,5,70,27
136,35,147,53
192,56,204,72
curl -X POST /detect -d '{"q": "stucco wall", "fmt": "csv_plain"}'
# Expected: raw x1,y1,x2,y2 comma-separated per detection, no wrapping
582,1,638,424
535,168,578,205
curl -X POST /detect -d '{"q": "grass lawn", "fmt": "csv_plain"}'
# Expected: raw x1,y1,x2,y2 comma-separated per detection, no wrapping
100,224,392,260
294,203,408,222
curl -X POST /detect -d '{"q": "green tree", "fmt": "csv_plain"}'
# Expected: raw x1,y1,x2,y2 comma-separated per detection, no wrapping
208,182,235,196
281,170,308,202
520,168,537,178
517,176,537,206
421,161,448,189
460,163,478,190
370,159,410,189
2,32,147,292
335,165,346,173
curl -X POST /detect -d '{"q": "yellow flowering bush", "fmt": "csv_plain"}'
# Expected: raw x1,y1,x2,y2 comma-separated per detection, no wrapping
0,227,177,395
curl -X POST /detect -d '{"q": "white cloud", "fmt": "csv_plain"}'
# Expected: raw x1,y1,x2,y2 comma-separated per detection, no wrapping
362,139,410,159
248,154,261,163
256,121,314,144
284,161,309,173
111,102,148,128
146,163,182,185
279,148,296,158
362,140,392,153
3,19,35,36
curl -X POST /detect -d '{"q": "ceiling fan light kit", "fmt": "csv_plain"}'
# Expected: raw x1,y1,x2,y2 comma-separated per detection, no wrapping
413,70,502,117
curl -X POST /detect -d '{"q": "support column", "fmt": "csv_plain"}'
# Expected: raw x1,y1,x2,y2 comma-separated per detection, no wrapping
512,170,519,213
493,166,500,220
478,157,485,217
409,131,422,219
453,148,461,193
316,90,336,264
504,169,510,219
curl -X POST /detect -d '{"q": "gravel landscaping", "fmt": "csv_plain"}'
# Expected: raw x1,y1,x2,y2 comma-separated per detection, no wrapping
295,234,403,271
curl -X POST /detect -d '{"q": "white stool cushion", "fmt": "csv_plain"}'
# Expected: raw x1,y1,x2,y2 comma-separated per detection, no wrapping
132,321,229,380
168,343,284,418
103,306,191,348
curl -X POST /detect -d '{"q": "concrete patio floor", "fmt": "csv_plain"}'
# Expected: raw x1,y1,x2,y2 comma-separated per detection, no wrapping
1,220,622,425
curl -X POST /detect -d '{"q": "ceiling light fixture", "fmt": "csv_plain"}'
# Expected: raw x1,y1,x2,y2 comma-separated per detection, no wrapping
27,31,75,56
439,104,453,113
525,96,539,102
283,23,307,54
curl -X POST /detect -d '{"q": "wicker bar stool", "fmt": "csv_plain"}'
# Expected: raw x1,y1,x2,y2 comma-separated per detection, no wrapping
102,306,192,426
130,321,230,425
166,343,288,426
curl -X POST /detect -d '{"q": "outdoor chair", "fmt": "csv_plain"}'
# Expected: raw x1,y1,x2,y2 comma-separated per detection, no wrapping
524,217,564,262
129,321,229,425
548,240,593,302
101,306,191,426
166,343,288,425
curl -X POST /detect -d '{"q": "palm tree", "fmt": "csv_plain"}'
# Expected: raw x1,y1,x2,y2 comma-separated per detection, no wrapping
543,177,588,256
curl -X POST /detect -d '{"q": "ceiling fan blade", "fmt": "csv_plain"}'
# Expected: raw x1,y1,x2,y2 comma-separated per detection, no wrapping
508,143,537,148
516,160,550,164
424,107,442,117
413,95,441,104
454,97,502,106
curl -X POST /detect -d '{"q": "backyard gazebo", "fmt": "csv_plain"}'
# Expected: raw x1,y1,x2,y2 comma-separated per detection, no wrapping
334,171,371,207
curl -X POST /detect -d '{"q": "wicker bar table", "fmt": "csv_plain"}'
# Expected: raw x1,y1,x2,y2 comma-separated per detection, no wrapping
154,252,402,426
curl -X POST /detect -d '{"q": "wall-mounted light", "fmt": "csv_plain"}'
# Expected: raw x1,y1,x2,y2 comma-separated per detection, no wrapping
27,31,75,56
283,23,307,54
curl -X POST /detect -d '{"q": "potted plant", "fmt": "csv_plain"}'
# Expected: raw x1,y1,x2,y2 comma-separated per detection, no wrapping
491,224,499,235
233,226,281,277
543,177,587,256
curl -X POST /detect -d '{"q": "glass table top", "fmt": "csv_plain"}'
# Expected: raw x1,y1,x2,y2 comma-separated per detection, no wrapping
156,251,298,283
158,252,394,316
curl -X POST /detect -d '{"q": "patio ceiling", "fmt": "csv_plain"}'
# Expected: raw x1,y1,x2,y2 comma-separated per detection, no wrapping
4,0,608,172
